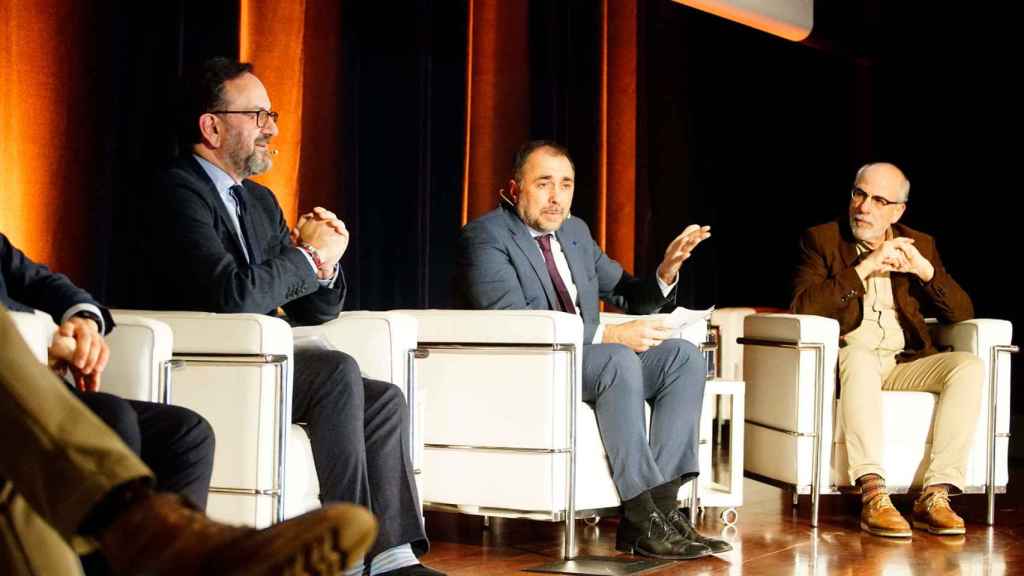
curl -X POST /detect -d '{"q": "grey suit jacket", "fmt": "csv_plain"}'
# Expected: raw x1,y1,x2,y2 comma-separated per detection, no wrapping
457,204,673,344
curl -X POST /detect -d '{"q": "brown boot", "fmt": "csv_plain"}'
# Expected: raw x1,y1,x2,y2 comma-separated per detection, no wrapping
98,493,377,576
860,493,912,538
913,489,965,535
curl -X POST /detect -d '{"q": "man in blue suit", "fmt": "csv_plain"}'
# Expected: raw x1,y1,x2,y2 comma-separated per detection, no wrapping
457,141,728,560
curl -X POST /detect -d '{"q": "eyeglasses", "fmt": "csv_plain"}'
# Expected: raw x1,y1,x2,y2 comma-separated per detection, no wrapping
850,186,904,209
210,109,279,128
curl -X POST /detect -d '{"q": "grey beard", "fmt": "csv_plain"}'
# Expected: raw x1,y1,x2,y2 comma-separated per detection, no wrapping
239,150,272,177
234,150,273,179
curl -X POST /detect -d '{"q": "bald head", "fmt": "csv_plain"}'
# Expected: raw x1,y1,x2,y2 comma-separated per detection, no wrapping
854,163,910,202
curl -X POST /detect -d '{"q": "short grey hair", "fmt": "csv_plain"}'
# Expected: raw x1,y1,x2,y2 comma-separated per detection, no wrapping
854,163,910,202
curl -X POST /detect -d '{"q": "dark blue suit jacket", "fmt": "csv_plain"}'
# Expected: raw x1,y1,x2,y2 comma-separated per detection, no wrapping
148,156,345,326
0,233,114,332
456,204,673,344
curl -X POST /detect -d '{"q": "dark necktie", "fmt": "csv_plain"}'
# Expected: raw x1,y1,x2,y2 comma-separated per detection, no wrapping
229,185,261,263
535,234,576,313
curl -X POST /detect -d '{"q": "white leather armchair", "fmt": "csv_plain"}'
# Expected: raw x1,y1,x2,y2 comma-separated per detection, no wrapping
740,313,1016,526
114,309,421,528
402,309,708,560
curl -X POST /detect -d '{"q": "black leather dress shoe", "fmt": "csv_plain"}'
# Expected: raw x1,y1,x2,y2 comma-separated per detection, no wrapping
665,509,733,554
615,509,711,560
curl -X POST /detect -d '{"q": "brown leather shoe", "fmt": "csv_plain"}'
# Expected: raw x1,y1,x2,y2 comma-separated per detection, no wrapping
913,490,965,535
860,493,912,538
98,493,377,576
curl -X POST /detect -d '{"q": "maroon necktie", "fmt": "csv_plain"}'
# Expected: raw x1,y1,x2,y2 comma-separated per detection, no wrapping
535,234,576,313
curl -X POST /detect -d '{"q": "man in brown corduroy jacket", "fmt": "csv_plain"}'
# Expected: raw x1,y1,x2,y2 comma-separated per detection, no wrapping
792,163,981,538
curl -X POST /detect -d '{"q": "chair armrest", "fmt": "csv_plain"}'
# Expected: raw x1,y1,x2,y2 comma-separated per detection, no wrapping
398,309,583,451
114,310,292,356
292,311,417,385
741,313,840,489
741,313,840,432
398,309,583,345
931,319,1013,357
932,319,1015,434
105,313,173,402
743,313,839,345
114,309,295,523
8,309,56,364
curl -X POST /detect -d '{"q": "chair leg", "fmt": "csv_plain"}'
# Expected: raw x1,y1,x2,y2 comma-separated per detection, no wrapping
689,476,699,524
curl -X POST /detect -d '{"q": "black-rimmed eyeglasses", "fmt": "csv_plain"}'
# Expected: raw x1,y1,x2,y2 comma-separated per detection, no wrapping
210,109,279,128
851,186,904,209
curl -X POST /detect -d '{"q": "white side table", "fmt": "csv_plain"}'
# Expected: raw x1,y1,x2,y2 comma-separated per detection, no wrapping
691,378,745,524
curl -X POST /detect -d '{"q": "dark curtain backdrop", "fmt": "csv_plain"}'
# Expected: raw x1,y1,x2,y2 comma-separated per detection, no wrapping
3,0,1020,453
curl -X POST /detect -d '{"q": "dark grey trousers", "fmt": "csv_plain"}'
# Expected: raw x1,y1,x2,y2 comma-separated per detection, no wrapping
292,348,426,558
70,388,215,509
581,338,705,501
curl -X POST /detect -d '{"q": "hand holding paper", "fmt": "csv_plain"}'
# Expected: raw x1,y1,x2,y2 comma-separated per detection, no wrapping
664,305,715,330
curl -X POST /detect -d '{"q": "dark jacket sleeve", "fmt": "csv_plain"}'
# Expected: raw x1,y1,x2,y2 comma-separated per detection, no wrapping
153,167,344,323
790,227,865,318
910,234,973,324
0,233,114,333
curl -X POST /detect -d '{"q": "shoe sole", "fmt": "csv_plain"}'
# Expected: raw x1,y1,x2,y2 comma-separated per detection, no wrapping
912,520,966,535
860,521,912,539
614,543,711,560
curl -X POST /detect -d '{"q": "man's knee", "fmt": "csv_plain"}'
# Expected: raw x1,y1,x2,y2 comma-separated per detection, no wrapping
164,405,216,459
366,379,408,418
81,393,142,452
945,352,984,386
606,343,642,374
658,338,701,371
599,344,644,395
310,350,365,402
185,409,216,458
327,350,362,383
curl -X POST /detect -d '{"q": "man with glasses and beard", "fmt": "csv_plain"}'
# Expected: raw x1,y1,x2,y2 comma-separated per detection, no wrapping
791,162,982,538
147,58,441,576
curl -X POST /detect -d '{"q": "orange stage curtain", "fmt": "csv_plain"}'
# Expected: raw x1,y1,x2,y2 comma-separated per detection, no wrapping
600,0,637,273
461,0,530,225
0,0,97,285
240,0,342,226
